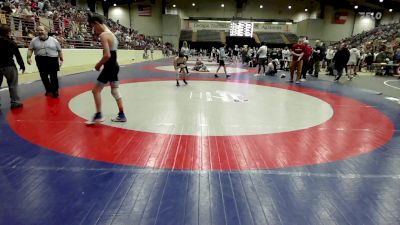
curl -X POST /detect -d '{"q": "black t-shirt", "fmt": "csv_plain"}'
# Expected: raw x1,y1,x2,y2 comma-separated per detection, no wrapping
270,51,279,59
0,37,25,70
313,46,324,60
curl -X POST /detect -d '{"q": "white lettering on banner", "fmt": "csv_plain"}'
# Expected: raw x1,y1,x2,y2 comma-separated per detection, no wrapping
253,23,296,33
254,24,283,31
358,12,382,20
188,21,296,33
190,22,230,31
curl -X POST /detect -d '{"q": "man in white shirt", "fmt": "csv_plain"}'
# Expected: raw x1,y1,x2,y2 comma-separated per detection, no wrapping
256,42,268,76
325,46,335,75
214,44,230,78
282,47,291,71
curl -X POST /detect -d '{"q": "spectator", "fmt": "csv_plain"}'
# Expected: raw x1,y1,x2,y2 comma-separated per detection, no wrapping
0,25,25,109
347,45,361,76
394,48,400,63
333,43,351,82
290,38,305,84
265,58,277,76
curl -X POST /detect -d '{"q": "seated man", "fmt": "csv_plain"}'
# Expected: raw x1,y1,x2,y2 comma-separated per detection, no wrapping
248,56,258,67
265,58,277,76
272,58,280,72
192,58,209,72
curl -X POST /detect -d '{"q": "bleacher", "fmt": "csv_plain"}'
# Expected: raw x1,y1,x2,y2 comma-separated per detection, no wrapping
257,32,285,44
180,30,193,41
196,30,221,42
284,33,299,44
0,0,162,50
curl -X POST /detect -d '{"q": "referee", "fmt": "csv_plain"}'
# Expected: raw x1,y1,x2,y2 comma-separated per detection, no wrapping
27,26,63,98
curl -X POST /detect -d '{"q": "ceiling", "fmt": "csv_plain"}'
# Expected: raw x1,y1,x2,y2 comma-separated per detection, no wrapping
298,0,399,11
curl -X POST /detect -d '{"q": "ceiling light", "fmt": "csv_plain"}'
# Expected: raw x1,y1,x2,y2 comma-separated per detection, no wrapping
288,5,292,9
354,5,358,9
379,0,383,2
221,4,224,7
192,3,195,6
173,4,176,7
305,8,308,12
113,3,116,6
260,5,263,9
389,9,392,12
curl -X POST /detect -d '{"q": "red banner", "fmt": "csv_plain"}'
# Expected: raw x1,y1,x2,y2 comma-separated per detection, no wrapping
333,12,348,24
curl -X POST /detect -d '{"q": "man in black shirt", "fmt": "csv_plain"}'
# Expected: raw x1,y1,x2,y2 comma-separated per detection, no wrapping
312,40,325,77
0,25,25,109
333,43,351,82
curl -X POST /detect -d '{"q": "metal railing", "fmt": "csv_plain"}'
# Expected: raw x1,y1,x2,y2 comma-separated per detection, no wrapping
1,10,162,50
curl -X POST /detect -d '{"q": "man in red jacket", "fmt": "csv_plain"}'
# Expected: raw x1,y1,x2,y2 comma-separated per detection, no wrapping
290,38,305,84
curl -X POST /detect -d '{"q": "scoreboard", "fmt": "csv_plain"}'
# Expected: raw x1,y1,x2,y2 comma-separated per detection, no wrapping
230,21,254,37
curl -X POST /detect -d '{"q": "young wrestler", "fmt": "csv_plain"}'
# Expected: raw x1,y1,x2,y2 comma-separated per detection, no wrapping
214,44,230,78
174,53,188,86
87,15,127,124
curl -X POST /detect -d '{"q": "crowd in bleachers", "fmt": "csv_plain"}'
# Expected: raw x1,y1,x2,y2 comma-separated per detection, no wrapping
329,22,400,75
331,22,399,62
333,23,400,52
0,0,162,49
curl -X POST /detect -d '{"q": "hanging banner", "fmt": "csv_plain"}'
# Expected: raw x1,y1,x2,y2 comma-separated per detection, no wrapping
187,21,297,33
333,12,348,24
189,21,230,31
253,23,296,33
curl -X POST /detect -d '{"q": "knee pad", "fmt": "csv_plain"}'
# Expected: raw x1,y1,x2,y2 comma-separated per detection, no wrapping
111,88,121,100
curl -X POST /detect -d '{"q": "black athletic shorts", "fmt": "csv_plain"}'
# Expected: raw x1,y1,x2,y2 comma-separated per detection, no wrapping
258,57,267,66
97,51,119,84
219,60,225,66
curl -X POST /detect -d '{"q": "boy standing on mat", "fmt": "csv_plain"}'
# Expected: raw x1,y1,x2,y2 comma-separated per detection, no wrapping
173,53,188,86
214,44,230,78
88,15,127,124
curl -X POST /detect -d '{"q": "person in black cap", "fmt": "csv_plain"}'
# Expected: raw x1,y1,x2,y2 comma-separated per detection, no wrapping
0,25,25,109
